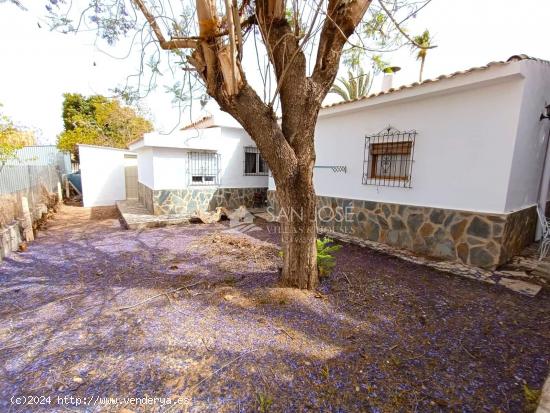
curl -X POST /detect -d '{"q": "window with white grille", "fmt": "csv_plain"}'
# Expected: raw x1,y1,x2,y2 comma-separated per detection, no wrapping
188,152,219,185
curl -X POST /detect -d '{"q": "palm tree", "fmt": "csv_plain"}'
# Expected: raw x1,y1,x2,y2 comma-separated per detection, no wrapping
411,30,432,82
330,66,372,101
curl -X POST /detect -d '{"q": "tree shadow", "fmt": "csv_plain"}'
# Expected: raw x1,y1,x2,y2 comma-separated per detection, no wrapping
0,209,549,412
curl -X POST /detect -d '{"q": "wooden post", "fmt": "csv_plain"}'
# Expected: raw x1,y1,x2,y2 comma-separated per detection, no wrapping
20,196,34,242
57,181,63,204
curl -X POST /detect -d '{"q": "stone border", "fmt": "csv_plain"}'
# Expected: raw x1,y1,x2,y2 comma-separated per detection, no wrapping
116,200,190,230
267,191,537,270
321,229,541,297
138,182,267,216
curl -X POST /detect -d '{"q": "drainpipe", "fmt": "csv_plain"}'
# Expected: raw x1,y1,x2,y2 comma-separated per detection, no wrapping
536,111,550,240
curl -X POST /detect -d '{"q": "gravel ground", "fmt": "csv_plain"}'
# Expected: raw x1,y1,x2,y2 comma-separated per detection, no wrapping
0,205,549,413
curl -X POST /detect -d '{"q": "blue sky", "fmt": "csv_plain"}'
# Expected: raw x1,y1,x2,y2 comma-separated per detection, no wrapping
0,0,549,143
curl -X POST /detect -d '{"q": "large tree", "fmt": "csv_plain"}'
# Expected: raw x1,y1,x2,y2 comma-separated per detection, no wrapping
57,93,153,159
39,0,431,289
0,103,36,172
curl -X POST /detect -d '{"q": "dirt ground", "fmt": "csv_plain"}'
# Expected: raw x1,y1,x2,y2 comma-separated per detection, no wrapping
0,205,549,412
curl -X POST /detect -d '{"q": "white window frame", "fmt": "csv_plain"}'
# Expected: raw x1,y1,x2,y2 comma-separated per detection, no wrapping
188,151,220,186
244,146,268,176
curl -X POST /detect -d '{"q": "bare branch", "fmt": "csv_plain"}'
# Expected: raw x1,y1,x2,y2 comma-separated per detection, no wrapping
132,0,198,49
378,0,436,50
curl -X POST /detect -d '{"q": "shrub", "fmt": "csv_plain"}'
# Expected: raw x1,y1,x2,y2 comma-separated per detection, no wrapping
279,237,342,278
316,237,342,277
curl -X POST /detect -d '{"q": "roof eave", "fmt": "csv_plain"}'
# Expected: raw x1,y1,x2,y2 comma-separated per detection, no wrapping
320,61,525,118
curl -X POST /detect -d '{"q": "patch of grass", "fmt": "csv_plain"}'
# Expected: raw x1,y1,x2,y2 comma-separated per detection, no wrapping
256,391,273,413
221,275,237,285
523,383,542,412
321,364,330,380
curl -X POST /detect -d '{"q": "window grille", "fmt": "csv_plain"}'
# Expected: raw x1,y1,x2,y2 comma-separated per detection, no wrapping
362,127,416,188
244,146,268,176
188,151,219,185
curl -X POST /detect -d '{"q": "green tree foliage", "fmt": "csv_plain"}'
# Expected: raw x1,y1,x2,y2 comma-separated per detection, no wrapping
57,93,153,158
0,103,36,171
330,66,373,102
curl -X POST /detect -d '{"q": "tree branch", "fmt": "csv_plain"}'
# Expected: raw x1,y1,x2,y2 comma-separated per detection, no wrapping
132,0,199,49
378,0,437,50
311,0,373,95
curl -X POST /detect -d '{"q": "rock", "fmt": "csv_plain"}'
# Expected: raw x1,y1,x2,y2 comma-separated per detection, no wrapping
419,223,435,237
390,217,405,230
407,213,424,234
457,243,469,263
72,376,84,384
469,247,495,268
434,240,456,260
429,209,445,225
499,270,530,278
498,278,541,297
450,220,467,241
467,217,491,239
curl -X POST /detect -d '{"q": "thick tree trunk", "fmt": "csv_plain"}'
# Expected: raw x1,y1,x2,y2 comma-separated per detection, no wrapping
278,186,318,289
276,153,318,289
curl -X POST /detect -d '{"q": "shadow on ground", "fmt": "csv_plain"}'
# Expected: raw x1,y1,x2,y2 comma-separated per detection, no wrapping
0,205,549,412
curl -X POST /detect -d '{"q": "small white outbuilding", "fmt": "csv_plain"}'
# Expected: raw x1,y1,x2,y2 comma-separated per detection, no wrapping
78,144,137,207
128,107,269,215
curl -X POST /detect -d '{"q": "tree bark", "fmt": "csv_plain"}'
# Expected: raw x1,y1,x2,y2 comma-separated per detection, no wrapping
276,151,318,289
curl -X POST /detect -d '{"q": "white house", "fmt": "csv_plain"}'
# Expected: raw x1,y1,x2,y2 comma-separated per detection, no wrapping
267,54,550,269
128,106,269,215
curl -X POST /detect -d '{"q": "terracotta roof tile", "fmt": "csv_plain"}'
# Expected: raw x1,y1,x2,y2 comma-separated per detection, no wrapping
322,54,550,110
181,115,214,130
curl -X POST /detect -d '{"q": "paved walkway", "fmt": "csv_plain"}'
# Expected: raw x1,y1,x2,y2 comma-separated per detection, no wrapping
117,199,191,229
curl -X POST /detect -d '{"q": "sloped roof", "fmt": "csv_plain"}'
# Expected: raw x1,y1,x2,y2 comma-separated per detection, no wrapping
181,115,215,130
322,54,550,110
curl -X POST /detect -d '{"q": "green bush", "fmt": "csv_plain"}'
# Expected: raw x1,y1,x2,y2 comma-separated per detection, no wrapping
278,237,342,278
316,237,342,277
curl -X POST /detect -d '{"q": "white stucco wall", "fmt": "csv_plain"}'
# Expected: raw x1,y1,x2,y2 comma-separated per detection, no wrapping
131,126,268,190
152,147,188,190
79,145,134,207
505,60,550,211
136,147,154,189
217,127,269,188
270,61,532,214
